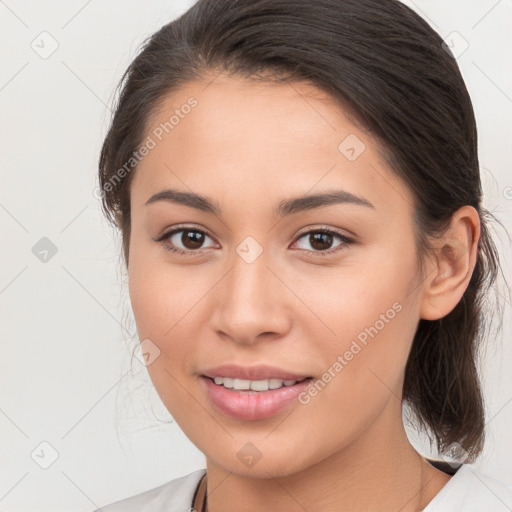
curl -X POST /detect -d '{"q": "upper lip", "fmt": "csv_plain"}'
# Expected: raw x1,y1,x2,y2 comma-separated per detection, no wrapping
201,364,311,381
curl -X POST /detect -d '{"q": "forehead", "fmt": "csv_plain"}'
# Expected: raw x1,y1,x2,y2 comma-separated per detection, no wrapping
131,74,415,217
146,75,346,157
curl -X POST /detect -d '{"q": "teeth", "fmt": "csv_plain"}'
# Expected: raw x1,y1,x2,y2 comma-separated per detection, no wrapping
224,378,234,388
269,378,283,389
250,379,270,391
233,378,251,390
212,377,302,391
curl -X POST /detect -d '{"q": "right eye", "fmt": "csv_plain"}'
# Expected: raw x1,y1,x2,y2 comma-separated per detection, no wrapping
156,226,218,255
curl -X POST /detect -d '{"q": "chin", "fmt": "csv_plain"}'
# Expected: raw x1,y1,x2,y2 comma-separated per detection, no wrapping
200,433,322,480
213,455,306,480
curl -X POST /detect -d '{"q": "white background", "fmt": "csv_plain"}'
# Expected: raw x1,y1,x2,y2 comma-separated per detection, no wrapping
1,1,511,510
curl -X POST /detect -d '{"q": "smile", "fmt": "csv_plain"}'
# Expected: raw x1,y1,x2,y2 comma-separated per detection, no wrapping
201,375,313,420
211,376,308,391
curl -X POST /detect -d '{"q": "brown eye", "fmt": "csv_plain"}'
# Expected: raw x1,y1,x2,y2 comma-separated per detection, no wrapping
157,227,217,255
180,230,206,250
292,229,353,255
309,232,334,251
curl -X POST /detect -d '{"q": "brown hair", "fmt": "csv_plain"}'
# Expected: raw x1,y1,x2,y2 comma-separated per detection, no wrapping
98,0,503,460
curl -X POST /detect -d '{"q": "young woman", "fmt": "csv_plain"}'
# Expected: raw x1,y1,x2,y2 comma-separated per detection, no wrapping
93,0,511,510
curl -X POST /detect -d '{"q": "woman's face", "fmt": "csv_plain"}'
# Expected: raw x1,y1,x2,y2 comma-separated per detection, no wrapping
128,73,427,477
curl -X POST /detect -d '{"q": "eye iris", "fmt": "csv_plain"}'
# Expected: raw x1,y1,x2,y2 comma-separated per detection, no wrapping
310,232,333,251
182,230,205,249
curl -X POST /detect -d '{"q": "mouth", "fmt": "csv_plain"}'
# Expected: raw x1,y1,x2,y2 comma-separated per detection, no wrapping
205,375,311,392
200,374,314,421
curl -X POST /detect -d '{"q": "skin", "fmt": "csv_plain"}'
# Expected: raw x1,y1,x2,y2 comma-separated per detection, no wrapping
127,73,480,511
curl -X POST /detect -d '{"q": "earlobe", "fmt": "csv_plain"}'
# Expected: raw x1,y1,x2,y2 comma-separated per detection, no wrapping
420,206,480,321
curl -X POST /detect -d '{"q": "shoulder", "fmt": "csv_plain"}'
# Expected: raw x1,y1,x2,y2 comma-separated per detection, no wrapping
89,469,206,512
424,463,512,511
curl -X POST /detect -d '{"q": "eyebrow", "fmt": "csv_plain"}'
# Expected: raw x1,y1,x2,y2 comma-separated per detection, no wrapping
145,188,375,217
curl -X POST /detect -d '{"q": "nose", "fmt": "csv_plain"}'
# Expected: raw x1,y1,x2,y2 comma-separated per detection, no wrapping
210,247,292,346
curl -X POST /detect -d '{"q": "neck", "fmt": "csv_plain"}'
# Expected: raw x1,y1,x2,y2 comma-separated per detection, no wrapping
204,403,452,512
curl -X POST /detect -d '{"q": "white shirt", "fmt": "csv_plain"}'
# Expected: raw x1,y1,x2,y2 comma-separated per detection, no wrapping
91,463,512,511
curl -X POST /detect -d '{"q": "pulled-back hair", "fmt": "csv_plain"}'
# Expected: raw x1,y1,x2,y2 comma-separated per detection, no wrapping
98,0,502,460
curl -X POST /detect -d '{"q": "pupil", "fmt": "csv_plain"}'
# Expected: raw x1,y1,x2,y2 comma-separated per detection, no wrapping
183,230,204,249
310,232,332,251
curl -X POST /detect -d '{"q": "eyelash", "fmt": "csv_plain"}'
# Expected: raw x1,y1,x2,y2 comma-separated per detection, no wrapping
156,224,354,257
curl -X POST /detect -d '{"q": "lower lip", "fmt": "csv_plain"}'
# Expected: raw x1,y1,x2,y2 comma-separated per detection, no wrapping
201,377,312,421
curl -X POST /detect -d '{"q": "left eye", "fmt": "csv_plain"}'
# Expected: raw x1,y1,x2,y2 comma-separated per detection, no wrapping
292,229,352,254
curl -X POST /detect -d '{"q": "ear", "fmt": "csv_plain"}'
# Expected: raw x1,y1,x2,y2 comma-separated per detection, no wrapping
419,205,480,321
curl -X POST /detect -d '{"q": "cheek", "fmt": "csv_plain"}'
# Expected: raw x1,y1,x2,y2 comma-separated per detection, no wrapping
128,260,196,353
288,241,420,351
128,228,194,338
127,259,203,418
288,294,417,469
127,245,220,394
128,245,177,364
289,247,421,416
